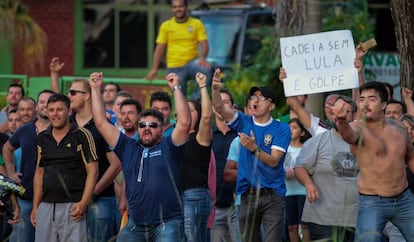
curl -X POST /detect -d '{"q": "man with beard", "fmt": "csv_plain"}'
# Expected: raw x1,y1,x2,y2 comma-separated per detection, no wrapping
333,82,414,242
120,99,142,139
146,0,212,99
31,93,98,241
89,71,191,241
3,89,55,242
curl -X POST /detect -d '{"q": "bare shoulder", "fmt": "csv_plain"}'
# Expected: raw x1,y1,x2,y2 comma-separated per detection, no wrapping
386,117,407,136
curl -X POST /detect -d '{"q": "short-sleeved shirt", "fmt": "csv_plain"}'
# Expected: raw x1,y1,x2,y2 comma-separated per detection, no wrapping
296,129,359,227
114,134,185,225
70,114,114,197
227,112,291,197
284,146,306,196
8,120,38,200
37,125,98,203
156,17,208,68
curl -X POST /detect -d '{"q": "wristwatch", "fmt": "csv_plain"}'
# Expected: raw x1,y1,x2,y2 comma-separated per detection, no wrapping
172,85,182,92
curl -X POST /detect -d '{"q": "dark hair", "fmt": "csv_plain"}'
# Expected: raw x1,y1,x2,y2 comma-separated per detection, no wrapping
103,82,121,92
335,95,357,114
387,99,407,114
289,118,312,144
8,83,25,96
7,109,18,116
19,97,36,107
37,89,56,101
219,88,234,106
359,81,389,103
120,99,143,114
188,99,201,132
48,93,70,109
150,91,172,108
115,91,133,101
382,82,393,99
172,0,187,7
139,109,164,125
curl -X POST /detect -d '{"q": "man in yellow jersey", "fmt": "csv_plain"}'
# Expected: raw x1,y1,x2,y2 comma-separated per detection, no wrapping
146,0,212,99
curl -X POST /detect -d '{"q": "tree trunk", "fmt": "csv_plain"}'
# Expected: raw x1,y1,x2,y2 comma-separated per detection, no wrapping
390,0,414,89
303,0,324,118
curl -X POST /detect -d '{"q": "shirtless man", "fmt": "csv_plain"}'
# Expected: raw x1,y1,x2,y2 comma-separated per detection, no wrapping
333,81,414,242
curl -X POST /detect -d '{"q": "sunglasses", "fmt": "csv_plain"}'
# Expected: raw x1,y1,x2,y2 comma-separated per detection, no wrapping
68,89,87,96
138,122,161,129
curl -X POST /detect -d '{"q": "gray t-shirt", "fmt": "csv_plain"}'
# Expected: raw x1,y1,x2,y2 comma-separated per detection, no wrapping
296,129,359,227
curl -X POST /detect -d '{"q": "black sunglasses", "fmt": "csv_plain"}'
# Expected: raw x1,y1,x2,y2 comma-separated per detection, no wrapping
68,89,87,96
138,122,160,129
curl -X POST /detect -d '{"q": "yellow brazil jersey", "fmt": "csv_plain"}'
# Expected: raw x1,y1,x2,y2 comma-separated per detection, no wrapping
156,17,208,68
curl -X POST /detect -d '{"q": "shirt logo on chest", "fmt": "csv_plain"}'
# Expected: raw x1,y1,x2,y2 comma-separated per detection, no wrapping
264,134,272,146
188,26,193,33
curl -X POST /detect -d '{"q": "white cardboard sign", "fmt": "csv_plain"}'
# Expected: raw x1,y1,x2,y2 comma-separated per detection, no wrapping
280,30,359,96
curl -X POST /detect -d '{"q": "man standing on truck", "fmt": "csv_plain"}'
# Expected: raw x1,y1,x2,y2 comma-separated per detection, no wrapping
146,0,212,99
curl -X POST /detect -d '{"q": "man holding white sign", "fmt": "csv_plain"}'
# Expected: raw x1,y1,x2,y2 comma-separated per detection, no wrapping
280,30,359,97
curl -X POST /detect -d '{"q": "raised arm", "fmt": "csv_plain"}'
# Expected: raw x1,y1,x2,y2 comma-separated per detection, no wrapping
279,67,313,128
401,87,414,116
146,44,166,80
89,72,120,148
195,72,213,146
49,57,64,93
352,43,367,110
332,98,361,145
211,69,235,122
167,73,191,145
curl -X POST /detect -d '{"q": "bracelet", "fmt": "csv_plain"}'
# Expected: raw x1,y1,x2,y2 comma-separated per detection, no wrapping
199,85,206,89
171,85,182,92
254,146,260,157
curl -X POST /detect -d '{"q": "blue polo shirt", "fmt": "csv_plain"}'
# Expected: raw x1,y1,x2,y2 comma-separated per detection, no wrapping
114,134,185,225
228,112,291,197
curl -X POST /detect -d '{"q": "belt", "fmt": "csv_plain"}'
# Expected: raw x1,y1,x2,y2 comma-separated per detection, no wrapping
243,187,275,197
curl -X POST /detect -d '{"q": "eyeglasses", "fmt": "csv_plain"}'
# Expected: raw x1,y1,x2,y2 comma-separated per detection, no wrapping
68,89,87,96
250,95,268,101
138,122,161,129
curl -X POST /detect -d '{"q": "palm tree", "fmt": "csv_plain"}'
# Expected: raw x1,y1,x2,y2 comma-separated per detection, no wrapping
0,0,47,72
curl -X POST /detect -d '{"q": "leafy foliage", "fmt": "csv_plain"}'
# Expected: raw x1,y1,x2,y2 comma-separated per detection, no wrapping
0,0,47,72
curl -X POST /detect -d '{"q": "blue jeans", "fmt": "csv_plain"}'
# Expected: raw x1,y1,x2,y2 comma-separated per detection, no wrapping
239,189,285,242
10,198,35,242
183,188,212,242
117,217,183,242
167,59,213,99
87,196,117,242
356,189,414,242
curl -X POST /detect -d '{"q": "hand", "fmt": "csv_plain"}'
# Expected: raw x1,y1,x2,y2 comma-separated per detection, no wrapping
279,67,287,82
30,206,37,226
70,202,87,222
195,72,207,88
50,57,64,73
355,43,368,59
89,72,104,89
8,206,20,225
285,168,294,179
197,58,211,69
8,172,22,184
211,68,222,90
238,131,257,153
401,87,413,101
330,98,348,121
305,182,319,203
146,69,158,80
166,73,180,89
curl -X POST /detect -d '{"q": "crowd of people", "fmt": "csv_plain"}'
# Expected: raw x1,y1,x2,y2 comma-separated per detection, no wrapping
1,0,414,242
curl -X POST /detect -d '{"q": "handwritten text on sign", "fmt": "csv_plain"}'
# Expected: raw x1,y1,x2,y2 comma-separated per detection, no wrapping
280,30,359,96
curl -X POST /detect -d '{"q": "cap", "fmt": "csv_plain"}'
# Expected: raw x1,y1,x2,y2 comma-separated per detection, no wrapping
249,86,276,104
